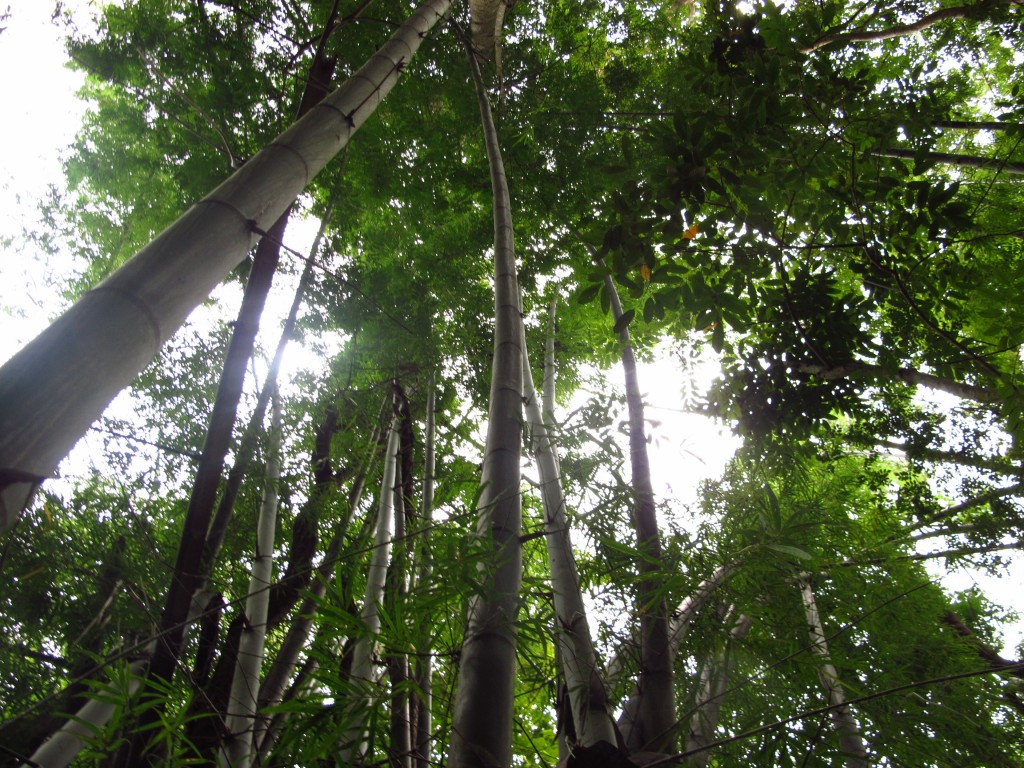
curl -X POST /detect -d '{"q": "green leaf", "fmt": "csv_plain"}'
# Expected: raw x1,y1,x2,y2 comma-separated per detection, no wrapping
643,296,656,323
575,283,601,304
711,321,725,353
766,543,813,560
612,309,635,334
764,483,782,529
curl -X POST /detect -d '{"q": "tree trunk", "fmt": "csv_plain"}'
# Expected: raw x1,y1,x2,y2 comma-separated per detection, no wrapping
220,395,282,768
252,455,372,758
872,439,1021,476
602,274,674,754
871,147,1024,175
831,539,1024,568
184,402,339,762
907,522,982,542
542,301,560,445
468,0,506,57
14,536,127,760
612,564,735,746
200,23,342,573
0,0,453,527
386,426,413,768
606,564,734,693
25,580,239,768
387,384,417,767
668,565,737,647
256,654,320,766
264,402,338,627
941,610,1024,683
798,575,869,768
913,481,1024,531
795,362,997,403
522,302,616,747
937,120,1023,132
23,660,148,768
448,33,525,768
339,419,400,763
190,590,225,689
387,647,413,768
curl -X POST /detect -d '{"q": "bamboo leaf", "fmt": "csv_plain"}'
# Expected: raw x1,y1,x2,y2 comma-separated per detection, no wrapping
766,543,813,560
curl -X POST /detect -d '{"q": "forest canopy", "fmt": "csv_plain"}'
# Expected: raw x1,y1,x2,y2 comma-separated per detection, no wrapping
1,0,1023,766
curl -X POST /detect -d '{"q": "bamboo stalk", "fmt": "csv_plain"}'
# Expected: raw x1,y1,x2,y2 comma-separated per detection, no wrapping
0,0,454,529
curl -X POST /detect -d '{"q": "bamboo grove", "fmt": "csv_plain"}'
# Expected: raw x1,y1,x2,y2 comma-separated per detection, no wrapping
2,0,1024,766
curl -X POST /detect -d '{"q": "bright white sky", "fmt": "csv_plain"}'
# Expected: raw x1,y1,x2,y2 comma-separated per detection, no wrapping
0,0,1020,657
0,0,90,361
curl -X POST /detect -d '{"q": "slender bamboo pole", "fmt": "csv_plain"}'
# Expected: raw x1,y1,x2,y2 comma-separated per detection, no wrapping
386,440,412,768
413,375,436,768
252,420,378,758
871,147,1024,175
522,304,616,747
256,655,320,766
448,28,525,768
794,362,997,403
602,274,674,753
119,214,287,767
612,563,736,746
799,1,1016,53
338,420,400,763
203,196,338,572
23,660,148,768
684,610,752,768
221,395,282,768
798,575,869,768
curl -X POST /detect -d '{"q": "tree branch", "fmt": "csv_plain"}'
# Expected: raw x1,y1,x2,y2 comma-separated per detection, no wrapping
940,610,1024,678
828,540,1024,568
873,438,1022,476
795,362,998,403
800,1,1018,53
872,147,1024,175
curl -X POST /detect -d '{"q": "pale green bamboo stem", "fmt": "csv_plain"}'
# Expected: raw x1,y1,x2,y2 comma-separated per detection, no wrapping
221,395,282,768
522,305,616,747
338,420,400,763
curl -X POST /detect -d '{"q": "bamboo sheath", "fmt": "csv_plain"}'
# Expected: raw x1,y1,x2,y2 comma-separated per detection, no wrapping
0,0,453,530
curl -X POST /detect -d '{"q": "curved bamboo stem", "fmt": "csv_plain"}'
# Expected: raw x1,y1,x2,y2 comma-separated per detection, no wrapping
522,304,616,747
